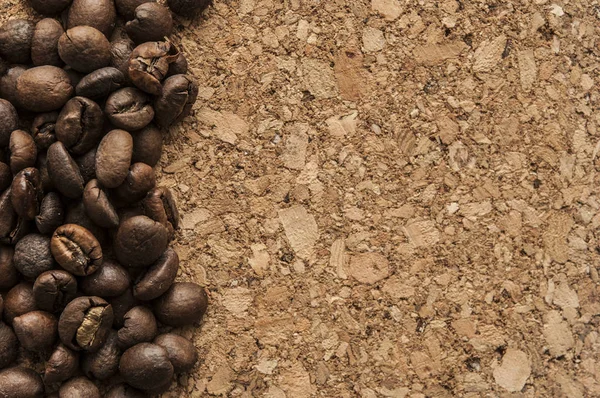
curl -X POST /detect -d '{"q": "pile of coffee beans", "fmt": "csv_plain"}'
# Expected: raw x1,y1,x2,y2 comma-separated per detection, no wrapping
0,0,211,396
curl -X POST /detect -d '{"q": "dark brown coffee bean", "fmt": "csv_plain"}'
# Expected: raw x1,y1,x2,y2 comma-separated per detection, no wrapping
109,288,139,329
114,215,168,268
168,0,211,15
0,367,44,398
118,306,157,349
143,186,179,238
3,282,37,325
13,310,58,352
31,18,64,67
44,343,79,384
67,0,117,38
58,26,111,73
154,333,197,373
110,38,134,77
105,87,154,131
33,270,77,312
55,97,104,155
29,0,72,15
131,124,162,167
59,296,113,352
95,129,133,188
154,282,208,327
125,3,173,44
0,322,17,369
81,260,129,297
128,41,178,95
13,234,54,280
81,330,120,380
16,66,73,112
35,192,64,235
0,245,18,290
9,130,37,174
0,20,34,64
0,163,10,192
0,99,18,147
167,51,188,77
36,153,54,192
0,66,27,108
104,383,146,398
47,141,84,198
133,248,178,301
31,112,58,150
113,162,156,204
119,343,173,390
10,168,42,221
82,179,119,229
0,189,19,245
75,148,96,184
51,224,102,276
115,0,154,20
154,74,198,128
59,376,101,398
76,67,125,99
64,201,107,247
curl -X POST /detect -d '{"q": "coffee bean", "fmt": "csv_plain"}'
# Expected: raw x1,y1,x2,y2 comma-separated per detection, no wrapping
115,0,154,21
113,162,156,204
133,248,178,300
81,330,120,380
154,333,197,373
105,87,154,131
3,282,37,325
28,0,72,15
33,270,77,312
31,18,64,67
36,152,54,192
55,97,104,156
128,41,178,95
47,141,84,199
0,189,20,245
59,376,101,398
51,223,102,276
13,234,54,279
143,186,179,238
44,343,79,384
168,0,211,15
153,282,207,327
64,201,107,247
0,66,27,108
154,74,198,128
0,367,44,398
104,383,146,398
75,148,97,184
13,310,58,352
0,245,19,290
67,0,117,38
0,322,18,369
58,26,111,73
118,306,157,349
131,124,162,167
95,129,133,188
81,260,130,297
31,112,59,150
0,99,19,147
0,162,10,192
0,19,34,64
9,130,37,174
167,51,188,77
109,288,140,329
16,66,73,112
125,3,173,44
114,215,168,268
82,179,120,228
110,38,134,77
10,168,42,221
76,67,125,99
58,296,113,352
35,192,64,235
119,342,173,390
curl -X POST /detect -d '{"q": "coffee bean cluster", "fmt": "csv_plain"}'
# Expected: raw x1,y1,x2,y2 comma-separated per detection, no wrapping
0,0,211,396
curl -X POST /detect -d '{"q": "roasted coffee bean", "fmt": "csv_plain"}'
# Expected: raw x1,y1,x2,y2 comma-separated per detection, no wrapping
37,152,54,192
59,376,101,398
81,260,129,297
44,343,79,384
0,99,19,146
0,19,34,64
13,234,54,279
0,189,19,244
154,74,198,128
113,162,156,204
105,87,154,131
95,129,133,188
82,179,119,228
125,3,173,44
133,248,178,300
3,282,37,325
109,288,140,329
118,306,157,349
0,367,44,398
13,310,58,352
168,0,211,15
64,201,107,247
75,148,96,183
0,322,18,369
131,124,162,167
154,282,208,327
154,333,197,373
0,245,18,290
104,383,146,398
35,192,64,235
55,97,104,155
31,18,64,67
167,51,188,77
31,112,59,150
128,41,178,95
114,215,168,268
0,162,10,192
119,343,173,390
58,296,113,352
16,66,73,112
58,26,111,73
10,168,42,221
67,0,117,38
0,66,27,108
33,270,77,312
115,0,154,20
28,0,72,15
143,186,179,238
9,130,37,174
81,330,120,380
110,38,134,77
51,224,102,276
76,67,125,99
47,141,84,199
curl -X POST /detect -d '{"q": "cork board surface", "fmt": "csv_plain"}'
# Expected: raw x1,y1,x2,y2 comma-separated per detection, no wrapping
5,0,600,396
